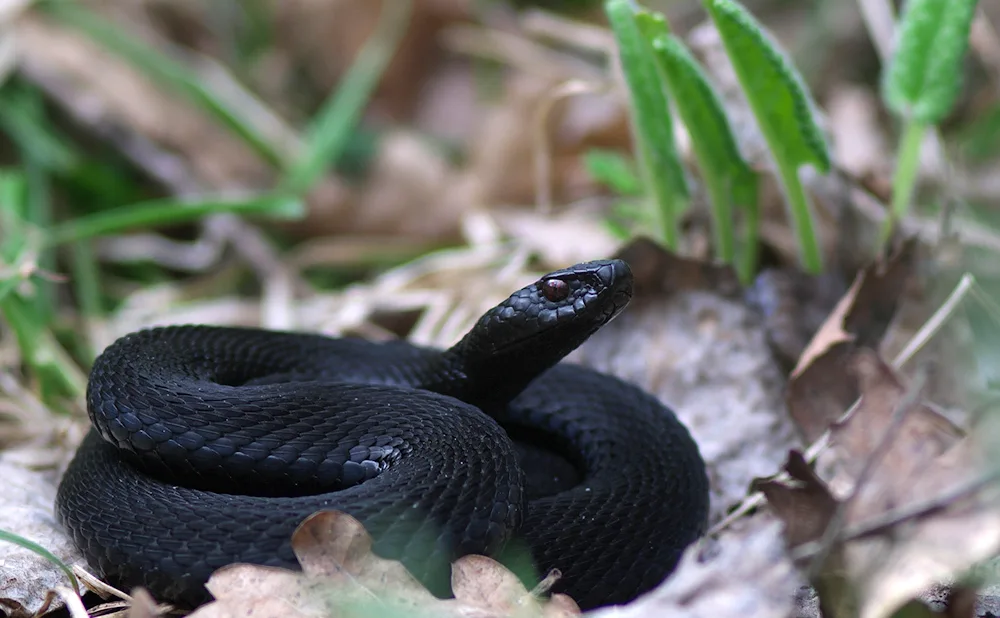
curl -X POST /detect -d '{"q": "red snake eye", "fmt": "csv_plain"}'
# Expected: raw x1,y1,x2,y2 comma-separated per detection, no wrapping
541,279,569,302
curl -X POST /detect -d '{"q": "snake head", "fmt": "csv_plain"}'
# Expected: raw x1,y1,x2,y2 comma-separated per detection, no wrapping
444,259,633,404
488,259,632,353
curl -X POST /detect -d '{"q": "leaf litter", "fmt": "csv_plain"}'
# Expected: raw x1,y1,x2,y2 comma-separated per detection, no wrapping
757,350,1000,618
187,511,580,618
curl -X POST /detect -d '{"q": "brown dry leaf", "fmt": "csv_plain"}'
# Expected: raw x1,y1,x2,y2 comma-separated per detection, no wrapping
190,511,579,618
746,268,848,371
761,351,1000,618
754,451,838,549
348,131,466,241
786,241,916,441
451,555,580,618
613,236,742,298
0,449,87,618
290,511,436,604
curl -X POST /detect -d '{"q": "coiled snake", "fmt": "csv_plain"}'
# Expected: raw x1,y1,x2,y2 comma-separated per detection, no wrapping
56,259,709,610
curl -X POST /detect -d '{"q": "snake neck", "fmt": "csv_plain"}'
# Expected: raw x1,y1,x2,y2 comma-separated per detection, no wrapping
415,337,561,409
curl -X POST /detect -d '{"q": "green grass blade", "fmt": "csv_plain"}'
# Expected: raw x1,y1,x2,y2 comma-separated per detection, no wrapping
0,529,80,592
0,87,78,173
583,149,642,195
605,0,688,249
1,294,88,398
0,277,19,304
44,193,304,246
70,239,103,319
648,32,759,270
732,167,760,283
703,0,829,273
24,156,57,323
0,171,29,260
882,0,979,125
281,0,413,194
43,1,287,168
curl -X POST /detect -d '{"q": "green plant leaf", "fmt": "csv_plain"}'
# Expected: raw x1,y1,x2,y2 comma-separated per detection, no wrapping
0,85,79,173
45,193,304,246
605,0,688,248
703,0,829,172
583,149,641,195
882,0,979,124
703,0,828,273
648,32,759,272
0,171,29,260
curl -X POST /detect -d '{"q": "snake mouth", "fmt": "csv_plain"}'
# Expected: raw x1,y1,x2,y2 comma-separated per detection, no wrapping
599,287,632,327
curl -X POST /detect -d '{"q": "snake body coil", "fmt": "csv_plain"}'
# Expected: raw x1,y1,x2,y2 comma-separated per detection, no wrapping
56,259,709,610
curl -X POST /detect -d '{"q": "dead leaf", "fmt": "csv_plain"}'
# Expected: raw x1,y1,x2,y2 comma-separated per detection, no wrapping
613,236,742,299
190,511,579,618
290,510,436,603
786,241,916,441
746,268,848,371
127,588,162,618
0,450,86,618
830,351,963,489
753,451,837,549
761,351,1000,618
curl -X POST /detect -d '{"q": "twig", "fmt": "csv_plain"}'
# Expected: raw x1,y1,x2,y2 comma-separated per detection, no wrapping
804,368,927,577
439,25,602,82
893,273,976,368
855,0,896,62
520,9,616,55
708,273,978,537
969,9,1000,84
793,467,1000,561
533,79,607,214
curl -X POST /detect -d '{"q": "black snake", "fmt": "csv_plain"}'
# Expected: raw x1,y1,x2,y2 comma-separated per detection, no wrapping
56,259,709,610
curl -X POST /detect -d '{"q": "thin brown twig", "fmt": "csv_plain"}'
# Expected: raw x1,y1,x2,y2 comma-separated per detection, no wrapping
804,367,928,578
533,79,607,214
793,467,1000,561
707,274,978,538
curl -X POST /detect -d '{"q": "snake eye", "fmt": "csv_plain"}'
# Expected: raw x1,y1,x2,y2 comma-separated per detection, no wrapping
540,279,569,302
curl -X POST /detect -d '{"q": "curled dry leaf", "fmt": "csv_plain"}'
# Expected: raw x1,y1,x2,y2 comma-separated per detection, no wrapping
189,511,579,618
786,240,916,442
758,351,1000,618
